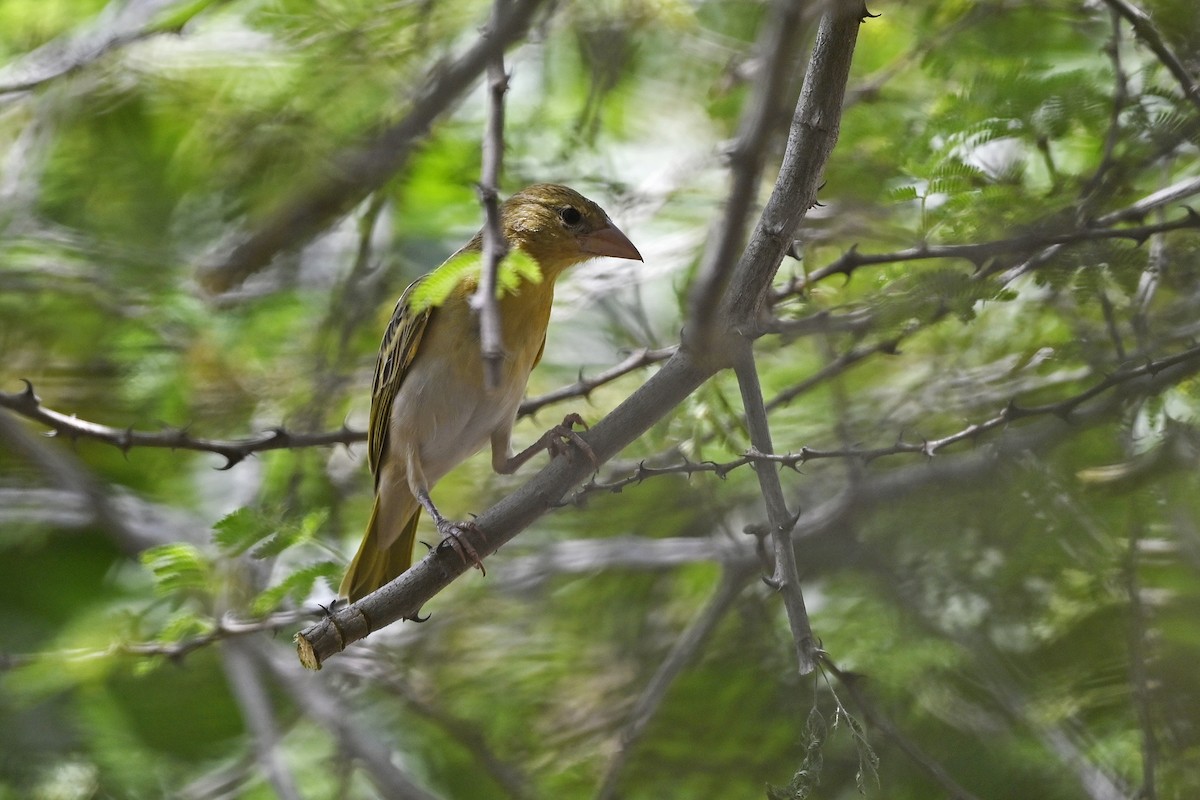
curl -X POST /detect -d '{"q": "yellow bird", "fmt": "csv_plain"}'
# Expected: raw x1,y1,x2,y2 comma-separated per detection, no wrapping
341,184,642,601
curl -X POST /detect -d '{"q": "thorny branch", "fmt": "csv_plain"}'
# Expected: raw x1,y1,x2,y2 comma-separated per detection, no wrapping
733,339,816,675
518,345,676,416
0,610,317,671
0,380,362,470
775,210,1200,298
0,343,675,464
569,341,1200,502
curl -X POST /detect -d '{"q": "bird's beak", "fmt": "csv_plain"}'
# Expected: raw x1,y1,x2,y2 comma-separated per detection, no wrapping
578,221,643,262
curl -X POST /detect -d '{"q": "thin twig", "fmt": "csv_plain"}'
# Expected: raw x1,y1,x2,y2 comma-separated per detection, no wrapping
0,0,209,95
0,610,318,671
776,212,1200,296
472,1,512,391
1078,8,1130,217
518,346,676,416
0,345,677,463
733,339,815,675
822,658,985,800
686,0,810,353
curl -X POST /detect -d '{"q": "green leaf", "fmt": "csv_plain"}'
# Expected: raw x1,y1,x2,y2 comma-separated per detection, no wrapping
408,248,543,312
211,507,272,555
140,544,210,596
250,509,328,559
251,561,341,615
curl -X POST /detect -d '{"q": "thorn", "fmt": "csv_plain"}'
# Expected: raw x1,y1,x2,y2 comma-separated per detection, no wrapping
406,609,431,623
119,427,135,455
18,378,37,401
216,453,243,471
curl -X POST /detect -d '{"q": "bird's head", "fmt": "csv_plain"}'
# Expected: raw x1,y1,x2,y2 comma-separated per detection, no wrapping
491,184,642,276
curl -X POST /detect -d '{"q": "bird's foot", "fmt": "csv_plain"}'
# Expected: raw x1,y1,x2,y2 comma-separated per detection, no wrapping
435,518,487,575
547,413,598,468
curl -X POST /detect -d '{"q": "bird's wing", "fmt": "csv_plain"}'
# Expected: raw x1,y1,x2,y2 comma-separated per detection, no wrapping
532,333,547,370
368,278,433,485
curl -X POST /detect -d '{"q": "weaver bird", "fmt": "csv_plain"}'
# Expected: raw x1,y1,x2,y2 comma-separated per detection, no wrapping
340,184,642,601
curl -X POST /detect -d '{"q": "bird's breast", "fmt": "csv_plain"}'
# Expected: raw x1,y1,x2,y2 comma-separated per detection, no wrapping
388,279,556,483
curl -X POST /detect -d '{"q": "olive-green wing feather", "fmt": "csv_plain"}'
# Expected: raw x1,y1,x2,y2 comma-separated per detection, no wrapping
368,278,433,485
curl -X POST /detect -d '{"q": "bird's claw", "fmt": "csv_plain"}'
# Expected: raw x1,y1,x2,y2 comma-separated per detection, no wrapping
548,413,598,468
436,519,487,575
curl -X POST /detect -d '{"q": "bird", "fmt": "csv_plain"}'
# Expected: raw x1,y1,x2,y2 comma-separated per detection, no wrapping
340,184,642,601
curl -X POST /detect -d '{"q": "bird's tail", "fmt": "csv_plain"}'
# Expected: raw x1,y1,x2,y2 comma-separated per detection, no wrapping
339,494,421,602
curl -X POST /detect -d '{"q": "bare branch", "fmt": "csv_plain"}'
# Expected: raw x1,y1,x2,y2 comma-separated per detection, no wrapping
686,0,811,350
0,344,676,463
733,341,815,674
518,346,676,416
0,610,318,672
1078,7,1130,216
0,0,209,96
1101,0,1200,114
259,643,442,800
719,2,864,334
220,641,302,800
775,211,1200,296
338,655,535,800
596,567,755,799
472,1,512,391
0,380,363,469
196,0,550,294
1097,174,1200,225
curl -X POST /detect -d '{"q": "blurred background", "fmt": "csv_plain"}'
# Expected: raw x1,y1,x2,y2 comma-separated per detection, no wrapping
2,0,1199,798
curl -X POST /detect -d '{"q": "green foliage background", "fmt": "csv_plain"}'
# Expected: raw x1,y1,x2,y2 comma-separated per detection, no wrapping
2,0,1199,798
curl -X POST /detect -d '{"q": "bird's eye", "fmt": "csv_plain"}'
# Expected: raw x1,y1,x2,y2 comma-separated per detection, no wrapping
559,206,583,226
